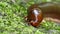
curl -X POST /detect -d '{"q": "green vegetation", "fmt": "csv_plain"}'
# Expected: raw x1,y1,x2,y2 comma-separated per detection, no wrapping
0,0,60,34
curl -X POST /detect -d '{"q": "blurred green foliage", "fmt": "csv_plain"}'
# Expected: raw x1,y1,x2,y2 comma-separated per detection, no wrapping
0,0,60,34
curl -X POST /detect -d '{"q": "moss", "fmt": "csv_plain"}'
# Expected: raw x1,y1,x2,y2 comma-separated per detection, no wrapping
0,0,60,34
